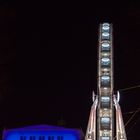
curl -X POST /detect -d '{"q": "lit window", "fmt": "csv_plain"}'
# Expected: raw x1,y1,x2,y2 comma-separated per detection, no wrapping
101,96,110,108
48,136,54,140
101,42,110,51
39,136,45,140
102,26,109,31
102,23,110,27
57,136,64,140
102,23,110,32
100,136,110,140
101,76,110,87
102,32,110,40
101,58,110,67
29,136,35,140
20,136,26,140
101,96,110,102
101,76,110,80
100,117,110,130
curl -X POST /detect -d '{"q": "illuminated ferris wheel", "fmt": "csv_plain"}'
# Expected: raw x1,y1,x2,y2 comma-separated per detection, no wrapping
85,23,127,140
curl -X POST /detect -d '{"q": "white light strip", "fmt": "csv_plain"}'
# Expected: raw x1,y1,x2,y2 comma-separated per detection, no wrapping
117,91,120,103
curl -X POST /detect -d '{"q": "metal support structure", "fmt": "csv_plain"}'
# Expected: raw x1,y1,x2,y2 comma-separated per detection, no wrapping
114,97,127,140
85,97,98,140
85,23,127,140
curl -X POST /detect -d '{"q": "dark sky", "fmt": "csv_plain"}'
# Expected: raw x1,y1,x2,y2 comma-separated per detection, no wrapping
0,1,140,139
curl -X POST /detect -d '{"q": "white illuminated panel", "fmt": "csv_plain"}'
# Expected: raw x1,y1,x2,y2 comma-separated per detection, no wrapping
101,96,110,102
102,25,109,31
101,76,110,80
102,23,110,32
102,32,110,40
100,136,110,140
101,58,110,67
101,75,110,87
100,117,111,130
101,117,110,123
102,23,110,27
101,96,110,108
101,43,110,51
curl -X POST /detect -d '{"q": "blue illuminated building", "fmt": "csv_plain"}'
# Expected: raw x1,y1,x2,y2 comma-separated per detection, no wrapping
2,125,83,140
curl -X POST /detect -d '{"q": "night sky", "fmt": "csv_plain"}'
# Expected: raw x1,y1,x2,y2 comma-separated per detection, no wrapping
0,1,140,139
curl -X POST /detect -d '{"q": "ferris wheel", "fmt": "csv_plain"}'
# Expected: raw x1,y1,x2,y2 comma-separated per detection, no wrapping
85,23,127,140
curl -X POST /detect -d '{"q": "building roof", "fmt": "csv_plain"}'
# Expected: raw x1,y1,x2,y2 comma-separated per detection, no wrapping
2,124,83,140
